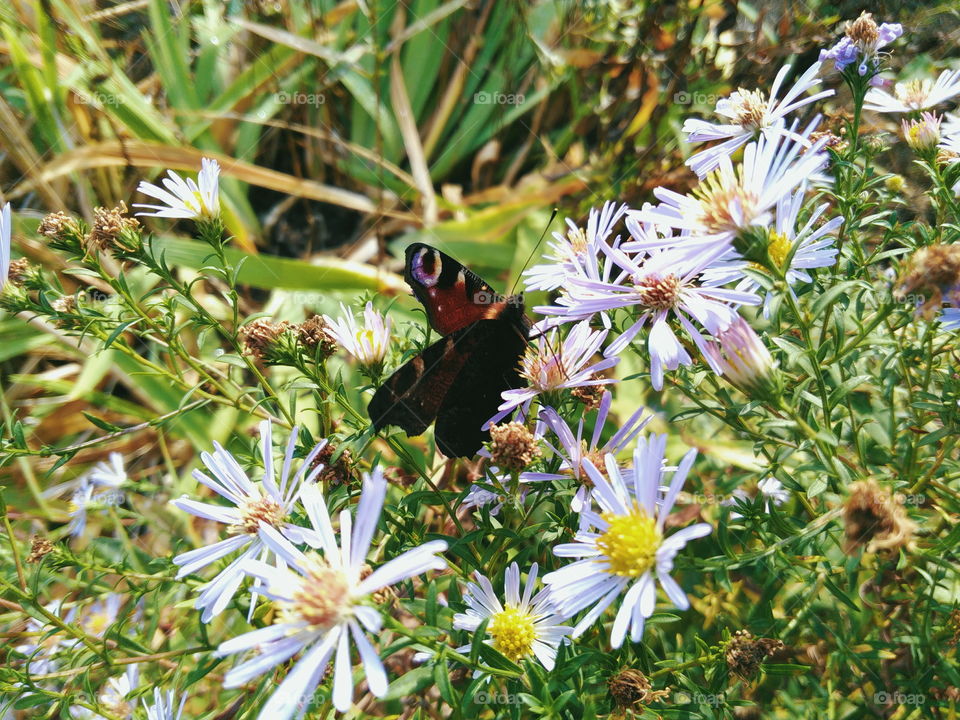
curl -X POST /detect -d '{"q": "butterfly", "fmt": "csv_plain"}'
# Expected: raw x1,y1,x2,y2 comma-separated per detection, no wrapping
367,243,531,457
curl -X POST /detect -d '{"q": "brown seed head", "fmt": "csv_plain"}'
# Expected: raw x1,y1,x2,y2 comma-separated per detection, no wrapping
297,315,338,358
843,479,916,553
724,629,784,679
489,422,541,472
241,318,291,359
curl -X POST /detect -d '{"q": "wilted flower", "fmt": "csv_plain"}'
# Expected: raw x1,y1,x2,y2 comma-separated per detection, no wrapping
544,438,712,647
453,562,571,670
488,422,541,472
171,421,328,622
819,12,902,82
297,315,338,359
607,668,670,707
843,479,916,553
216,470,447,717
724,630,784,679
87,202,140,252
240,318,291,360
488,321,618,425
865,70,960,113
26,535,55,563
703,317,780,400
902,112,942,153
133,158,221,220
682,62,834,177
323,301,392,373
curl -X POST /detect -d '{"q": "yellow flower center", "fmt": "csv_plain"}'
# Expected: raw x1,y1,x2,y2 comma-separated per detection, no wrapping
230,496,287,535
767,230,792,269
277,553,351,631
84,611,112,637
566,227,589,258
895,78,932,108
596,505,662,577
521,344,570,391
489,605,537,662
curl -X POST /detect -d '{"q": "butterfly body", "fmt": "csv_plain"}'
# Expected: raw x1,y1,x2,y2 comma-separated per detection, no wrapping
368,243,529,457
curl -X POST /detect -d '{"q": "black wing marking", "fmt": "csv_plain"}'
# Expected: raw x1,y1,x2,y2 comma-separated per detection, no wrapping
433,318,528,458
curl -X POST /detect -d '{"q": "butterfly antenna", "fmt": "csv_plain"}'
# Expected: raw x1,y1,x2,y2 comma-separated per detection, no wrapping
509,208,558,297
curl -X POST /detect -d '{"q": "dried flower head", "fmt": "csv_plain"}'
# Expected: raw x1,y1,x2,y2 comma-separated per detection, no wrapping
489,422,541,472
724,629,784,679
843,480,916,553
87,202,141,253
607,668,670,707
26,535,55,563
38,212,80,240
6,258,30,287
571,384,605,411
52,295,78,315
241,318,291,359
297,315,338,359
309,443,354,487
845,12,880,46
897,244,960,315
809,129,849,153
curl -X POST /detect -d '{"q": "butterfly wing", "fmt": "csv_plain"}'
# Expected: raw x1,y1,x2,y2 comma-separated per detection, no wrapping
367,326,483,438
433,318,529,458
405,243,522,336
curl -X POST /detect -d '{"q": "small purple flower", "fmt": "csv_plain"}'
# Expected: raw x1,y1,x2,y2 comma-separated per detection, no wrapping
819,13,902,83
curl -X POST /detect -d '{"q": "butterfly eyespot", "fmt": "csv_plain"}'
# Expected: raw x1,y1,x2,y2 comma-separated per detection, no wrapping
411,247,441,288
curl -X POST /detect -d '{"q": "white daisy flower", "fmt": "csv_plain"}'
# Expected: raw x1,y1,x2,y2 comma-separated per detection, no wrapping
133,158,221,220
726,477,790,518
865,69,960,114
634,122,829,248
71,665,139,719
453,562,571,670
76,593,124,640
488,321,618,426
0,202,11,293
171,421,328,622
683,62,834,177
523,202,628,291
736,186,843,317
544,437,712,648
521,392,650,513
216,469,447,718
143,689,187,720
67,480,95,538
323,301,392,373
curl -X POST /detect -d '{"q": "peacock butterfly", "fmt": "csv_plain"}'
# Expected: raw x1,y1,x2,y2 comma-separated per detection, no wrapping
367,243,530,457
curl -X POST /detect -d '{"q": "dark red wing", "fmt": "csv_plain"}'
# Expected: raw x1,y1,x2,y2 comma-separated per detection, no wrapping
405,243,522,336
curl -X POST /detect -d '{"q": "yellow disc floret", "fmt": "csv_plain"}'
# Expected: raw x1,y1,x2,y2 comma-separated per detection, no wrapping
489,606,537,662
596,505,662,577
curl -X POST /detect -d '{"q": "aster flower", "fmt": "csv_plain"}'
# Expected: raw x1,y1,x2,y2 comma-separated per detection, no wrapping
683,62,834,177
735,186,843,317
133,158,221,220
171,421,328,622
901,112,942,153
523,202,628,291
819,12,902,83
216,470,447,718
541,241,759,390
67,480,95,538
865,70,960,114
521,393,651,512
76,593,124,639
87,452,127,488
71,665,139,719
323,301,392,374
143,689,187,720
634,122,829,249
726,477,791,519
0,202,10,293
942,308,960,330
453,563,571,670
703,317,781,401
544,437,712,648
488,321,618,426
13,600,75,675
